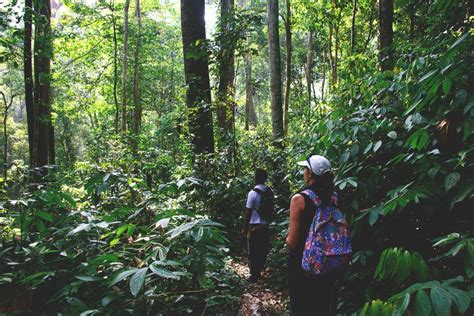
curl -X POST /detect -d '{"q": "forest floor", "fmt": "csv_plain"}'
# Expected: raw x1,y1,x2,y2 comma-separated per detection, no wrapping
227,256,288,315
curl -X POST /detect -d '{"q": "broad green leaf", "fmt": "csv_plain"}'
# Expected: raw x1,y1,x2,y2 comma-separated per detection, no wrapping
430,286,452,316
166,220,200,239
395,250,412,284
369,209,379,226
108,269,137,287
393,293,410,316
374,249,389,279
448,32,468,51
444,173,460,192
101,294,120,307
36,210,53,222
339,151,350,164
442,78,452,95
417,130,429,149
149,263,181,280
451,183,474,206
36,220,46,233
445,287,470,314
127,224,136,237
75,275,102,282
116,224,128,237
373,140,382,152
109,238,120,246
130,267,148,297
414,290,431,316
387,131,397,139
67,223,91,236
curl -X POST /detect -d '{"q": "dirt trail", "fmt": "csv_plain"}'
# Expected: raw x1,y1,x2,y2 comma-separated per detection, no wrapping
227,258,288,315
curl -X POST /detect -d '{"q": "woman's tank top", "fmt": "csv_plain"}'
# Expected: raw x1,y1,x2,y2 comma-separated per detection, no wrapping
288,186,338,264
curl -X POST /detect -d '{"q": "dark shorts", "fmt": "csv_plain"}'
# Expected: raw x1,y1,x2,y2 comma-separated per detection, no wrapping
287,250,342,316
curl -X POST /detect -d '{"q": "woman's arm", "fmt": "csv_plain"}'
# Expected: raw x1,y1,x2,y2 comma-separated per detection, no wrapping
286,194,305,249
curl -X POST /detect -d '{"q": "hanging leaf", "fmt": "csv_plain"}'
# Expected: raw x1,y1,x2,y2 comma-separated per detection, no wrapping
108,269,137,287
149,263,181,280
446,287,470,314
414,290,431,316
129,267,148,297
387,131,397,139
444,172,460,192
442,78,452,95
373,140,382,152
36,210,53,222
430,287,452,316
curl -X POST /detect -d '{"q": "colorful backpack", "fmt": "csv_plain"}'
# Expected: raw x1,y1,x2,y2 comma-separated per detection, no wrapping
300,189,352,275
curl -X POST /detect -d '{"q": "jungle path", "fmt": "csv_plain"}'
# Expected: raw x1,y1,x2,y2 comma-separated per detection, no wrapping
227,256,288,315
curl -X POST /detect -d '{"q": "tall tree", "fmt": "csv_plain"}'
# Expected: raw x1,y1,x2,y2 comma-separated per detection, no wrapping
111,0,119,133
268,0,283,142
379,0,393,71
217,0,235,137
244,54,256,130
23,0,36,168
121,0,131,132
131,0,142,139
283,0,291,136
305,30,313,101
351,0,357,51
34,0,54,167
180,0,214,154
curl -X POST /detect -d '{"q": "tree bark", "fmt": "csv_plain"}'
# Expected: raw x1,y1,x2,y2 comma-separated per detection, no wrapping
328,24,335,90
131,0,142,140
34,0,54,168
379,0,394,71
23,0,36,169
283,0,291,136
244,54,256,130
180,0,214,154
351,0,357,51
1,92,16,179
217,0,235,136
321,48,326,102
305,30,313,101
121,0,131,132
268,0,283,142
111,0,119,133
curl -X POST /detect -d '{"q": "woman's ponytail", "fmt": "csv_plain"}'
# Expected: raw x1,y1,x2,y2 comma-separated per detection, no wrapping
314,171,334,206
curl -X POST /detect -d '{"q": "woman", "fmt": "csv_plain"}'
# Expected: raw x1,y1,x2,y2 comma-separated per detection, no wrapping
286,154,341,316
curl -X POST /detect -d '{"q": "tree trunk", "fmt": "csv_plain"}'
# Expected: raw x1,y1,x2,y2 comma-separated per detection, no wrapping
283,0,291,136
1,92,15,179
244,54,256,130
131,0,142,140
217,0,235,136
34,0,53,169
23,0,36,169
328,25,335,90
180,0,214,154
111,0,119,133
305,30,313,103
364,0,376,49
268,0,283,142
379,0,394,71
121,0,131,132
351,0,357,51
321,48,326,102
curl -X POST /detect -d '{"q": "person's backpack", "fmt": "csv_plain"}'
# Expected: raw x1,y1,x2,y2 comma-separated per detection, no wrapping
252,187,274,221
300,189,352,275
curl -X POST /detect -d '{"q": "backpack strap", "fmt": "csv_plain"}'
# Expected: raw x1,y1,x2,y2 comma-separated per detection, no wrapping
300,189,322,208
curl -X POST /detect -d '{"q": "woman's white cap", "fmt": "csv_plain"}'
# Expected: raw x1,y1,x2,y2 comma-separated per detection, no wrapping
297,155,331,176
